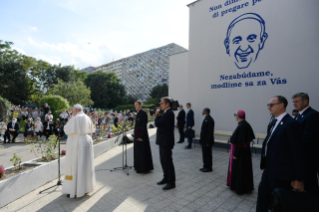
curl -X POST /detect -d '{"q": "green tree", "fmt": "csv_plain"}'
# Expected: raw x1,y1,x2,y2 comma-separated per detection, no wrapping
74,70,88,82
47,79,94,106
0,41,30,104
149,84,168,102
0,40,46,104
85,71,126,108
39,64,76,90
124,95,136,104
39,95,70,119
144,97,158,105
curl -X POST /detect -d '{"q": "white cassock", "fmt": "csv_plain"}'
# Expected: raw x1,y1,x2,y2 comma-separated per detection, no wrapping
62,111,96,198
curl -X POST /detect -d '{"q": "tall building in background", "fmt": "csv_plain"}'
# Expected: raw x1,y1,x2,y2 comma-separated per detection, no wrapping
80,66,95,74
82,43,187,101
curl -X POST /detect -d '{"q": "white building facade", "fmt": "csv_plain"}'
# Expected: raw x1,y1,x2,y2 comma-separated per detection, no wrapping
84,43,187,101
169,0,319,134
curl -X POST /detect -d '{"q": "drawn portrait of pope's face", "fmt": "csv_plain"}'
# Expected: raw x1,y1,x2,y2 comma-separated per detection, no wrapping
224,13,268,69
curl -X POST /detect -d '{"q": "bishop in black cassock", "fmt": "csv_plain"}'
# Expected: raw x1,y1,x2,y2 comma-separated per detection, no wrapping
133,101,154,173
227,110,255,194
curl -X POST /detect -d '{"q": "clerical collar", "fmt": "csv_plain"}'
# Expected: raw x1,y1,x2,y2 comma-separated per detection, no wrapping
164,108,171,113
299,106,310,115
75,111,83,116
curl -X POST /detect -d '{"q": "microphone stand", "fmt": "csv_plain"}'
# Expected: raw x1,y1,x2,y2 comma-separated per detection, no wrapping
105,122,133,176
39,129,62,193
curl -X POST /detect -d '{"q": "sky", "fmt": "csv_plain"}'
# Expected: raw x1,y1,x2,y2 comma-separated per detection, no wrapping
0,0,191,69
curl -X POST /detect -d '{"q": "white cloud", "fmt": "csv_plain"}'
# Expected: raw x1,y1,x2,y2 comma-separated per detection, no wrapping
27,37,122,68
12,47,26,55
34,54,61,65
30,26,37,31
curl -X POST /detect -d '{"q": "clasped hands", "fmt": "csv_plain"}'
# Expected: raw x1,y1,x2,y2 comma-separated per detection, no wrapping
291,180,304,192
137,138,143,142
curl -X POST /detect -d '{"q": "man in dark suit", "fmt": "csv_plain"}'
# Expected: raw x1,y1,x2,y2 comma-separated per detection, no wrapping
185,103,194,149
292,92,319,196
4,118,20,143
155,97,176,190
199,108,215,172
257,96,304,212
176,105,186,143
43,116,53,139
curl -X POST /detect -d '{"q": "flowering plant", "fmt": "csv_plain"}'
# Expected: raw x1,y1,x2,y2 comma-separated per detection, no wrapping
0,165,5,179
0,122,7,135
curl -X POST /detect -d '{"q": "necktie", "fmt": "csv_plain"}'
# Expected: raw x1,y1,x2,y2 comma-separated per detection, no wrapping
295,113,301,120
268,118,277,134
264,118,277,156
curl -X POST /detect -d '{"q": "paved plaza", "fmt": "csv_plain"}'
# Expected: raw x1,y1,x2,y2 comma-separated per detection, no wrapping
0,135,67,168
1,128,261,212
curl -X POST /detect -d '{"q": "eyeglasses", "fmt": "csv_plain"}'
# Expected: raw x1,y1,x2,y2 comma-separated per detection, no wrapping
267,103,281,107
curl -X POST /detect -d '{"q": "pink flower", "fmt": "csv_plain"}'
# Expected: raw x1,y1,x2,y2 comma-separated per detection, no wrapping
0,165,5,178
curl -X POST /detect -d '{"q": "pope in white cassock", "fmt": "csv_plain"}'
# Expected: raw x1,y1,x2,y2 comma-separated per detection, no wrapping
62,104,96,198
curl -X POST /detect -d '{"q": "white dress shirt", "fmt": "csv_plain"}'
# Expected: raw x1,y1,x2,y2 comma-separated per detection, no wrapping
45,114,53,120
35,122,43,132
299,106,310,115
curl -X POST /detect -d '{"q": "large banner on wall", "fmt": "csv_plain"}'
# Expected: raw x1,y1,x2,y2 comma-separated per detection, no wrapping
187,0,319,133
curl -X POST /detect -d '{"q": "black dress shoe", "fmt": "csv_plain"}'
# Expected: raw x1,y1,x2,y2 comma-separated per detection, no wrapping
185,146,191,149
163,184,175,190
177,141,184,143
67,194,70,198
157,179,167,185
12,140,15,143
200,168,213,172
199,168,204,171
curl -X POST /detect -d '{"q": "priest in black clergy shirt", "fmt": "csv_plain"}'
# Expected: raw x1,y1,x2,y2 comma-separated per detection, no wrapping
133,100,154,173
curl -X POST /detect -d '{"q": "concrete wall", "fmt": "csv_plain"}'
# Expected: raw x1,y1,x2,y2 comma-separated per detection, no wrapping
170,0,319,135
169,52,189,105
169,52,190,123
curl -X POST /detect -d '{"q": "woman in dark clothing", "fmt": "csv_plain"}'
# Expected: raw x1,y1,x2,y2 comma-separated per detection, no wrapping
24,118,34,140
53,119,64,138
227,110,255,194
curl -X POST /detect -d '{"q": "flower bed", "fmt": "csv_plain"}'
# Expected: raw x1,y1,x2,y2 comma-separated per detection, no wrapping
0,121,154,208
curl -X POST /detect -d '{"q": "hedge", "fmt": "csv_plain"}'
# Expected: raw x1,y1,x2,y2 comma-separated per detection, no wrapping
39,95,70,119
114,104,155,112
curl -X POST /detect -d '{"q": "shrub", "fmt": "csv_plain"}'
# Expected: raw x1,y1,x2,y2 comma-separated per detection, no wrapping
27,136,58,162
0,165,5,179
10,153,22,170
39,95,70,119
114,104,155,112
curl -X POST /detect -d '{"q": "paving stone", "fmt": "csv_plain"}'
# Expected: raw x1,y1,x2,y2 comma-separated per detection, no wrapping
0,128,261,212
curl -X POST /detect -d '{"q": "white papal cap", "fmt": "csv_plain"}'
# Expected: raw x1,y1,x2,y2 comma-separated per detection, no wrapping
73,104,83,111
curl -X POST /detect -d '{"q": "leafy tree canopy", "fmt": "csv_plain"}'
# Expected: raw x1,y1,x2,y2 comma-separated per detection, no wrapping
149,84,168,102
47,79,94,107
39,95,70,119
85,71,126,108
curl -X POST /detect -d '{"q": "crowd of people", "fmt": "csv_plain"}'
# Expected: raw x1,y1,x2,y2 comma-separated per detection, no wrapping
1,103,139,143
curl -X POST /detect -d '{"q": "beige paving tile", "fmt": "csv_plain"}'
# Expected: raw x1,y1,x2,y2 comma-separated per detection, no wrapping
1,128,261,212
